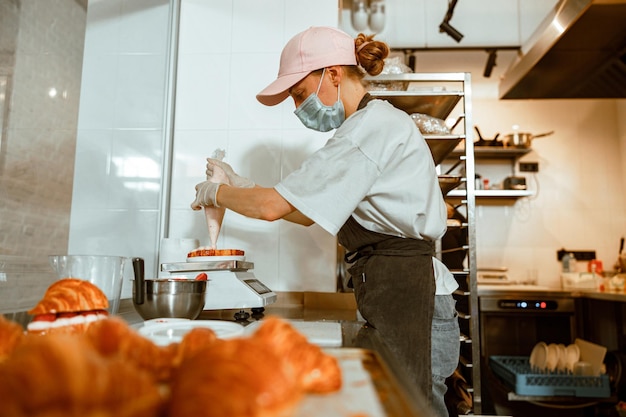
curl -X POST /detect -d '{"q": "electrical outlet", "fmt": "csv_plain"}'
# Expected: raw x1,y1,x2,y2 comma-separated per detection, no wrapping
519,162,539,172
557,249,597,261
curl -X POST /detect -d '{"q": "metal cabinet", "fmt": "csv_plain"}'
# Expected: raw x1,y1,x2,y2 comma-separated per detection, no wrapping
365,72,481,414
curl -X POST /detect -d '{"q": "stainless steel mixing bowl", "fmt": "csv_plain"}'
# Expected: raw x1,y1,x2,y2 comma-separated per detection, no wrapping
133,279,207,320
132,257,207,320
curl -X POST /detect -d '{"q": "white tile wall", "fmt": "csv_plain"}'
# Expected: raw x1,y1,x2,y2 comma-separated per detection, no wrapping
70,0,171,299
171,0,339,292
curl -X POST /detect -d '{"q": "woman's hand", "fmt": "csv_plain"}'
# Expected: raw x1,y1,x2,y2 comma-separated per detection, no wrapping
206,158,254,188
191,181,223,210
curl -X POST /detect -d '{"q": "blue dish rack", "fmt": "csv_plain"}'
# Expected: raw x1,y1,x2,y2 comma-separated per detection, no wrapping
490,355,611,398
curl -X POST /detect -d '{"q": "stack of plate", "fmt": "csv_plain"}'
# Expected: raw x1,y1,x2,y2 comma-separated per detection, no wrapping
529,341,580,373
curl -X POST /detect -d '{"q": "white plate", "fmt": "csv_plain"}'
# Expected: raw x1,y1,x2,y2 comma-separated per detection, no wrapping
566,343,581,372
556,343,568,371
138,320,244,346
546,343,559,372
529,341,548,371
143,318,191,326
186,256,245,262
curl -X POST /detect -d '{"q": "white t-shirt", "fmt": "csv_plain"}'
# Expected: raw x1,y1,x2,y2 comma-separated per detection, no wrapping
275,98,447,240
433,257,459,295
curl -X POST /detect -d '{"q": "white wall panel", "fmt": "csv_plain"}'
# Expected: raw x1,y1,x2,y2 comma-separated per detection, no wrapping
71,0,171,297
118,0,170,54
171,0,339,292
178,0,233,55
114,54,167,129
175,53,232,130
231,0,285,54
73,54,118,129
228,53,282,130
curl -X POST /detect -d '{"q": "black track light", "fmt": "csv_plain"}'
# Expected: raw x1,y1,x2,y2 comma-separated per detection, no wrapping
483,49,498,77
439,21,464,43
439,0,463,43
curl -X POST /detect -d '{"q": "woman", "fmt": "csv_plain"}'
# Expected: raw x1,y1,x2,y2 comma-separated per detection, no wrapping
191,26,450,410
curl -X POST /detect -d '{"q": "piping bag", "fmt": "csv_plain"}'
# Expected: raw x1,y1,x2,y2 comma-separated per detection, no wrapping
205,149,229,249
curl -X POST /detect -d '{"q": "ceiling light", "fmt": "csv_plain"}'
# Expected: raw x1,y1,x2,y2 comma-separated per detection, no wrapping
369,0,386,33
350,0,386,33
439,21,463,43
483,49,498,78
439,0,463,43
351,0,369,31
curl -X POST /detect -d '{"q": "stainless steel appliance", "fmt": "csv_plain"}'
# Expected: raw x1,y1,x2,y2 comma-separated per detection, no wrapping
478,290,579,416
479,291,576,358
499,0,626,99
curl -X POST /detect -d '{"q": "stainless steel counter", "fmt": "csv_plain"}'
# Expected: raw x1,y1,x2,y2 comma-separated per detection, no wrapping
478,284,626,303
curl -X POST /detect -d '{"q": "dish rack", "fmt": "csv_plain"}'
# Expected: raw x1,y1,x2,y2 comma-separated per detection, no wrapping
490,356,611,398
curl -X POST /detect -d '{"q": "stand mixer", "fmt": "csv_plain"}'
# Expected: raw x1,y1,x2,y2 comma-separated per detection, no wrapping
160,259,277,320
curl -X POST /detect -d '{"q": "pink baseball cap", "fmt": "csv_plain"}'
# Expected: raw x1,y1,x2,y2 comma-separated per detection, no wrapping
256,26,357,106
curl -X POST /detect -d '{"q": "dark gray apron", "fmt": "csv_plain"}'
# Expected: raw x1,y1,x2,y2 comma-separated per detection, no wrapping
337,93,435,401
338,216,435,402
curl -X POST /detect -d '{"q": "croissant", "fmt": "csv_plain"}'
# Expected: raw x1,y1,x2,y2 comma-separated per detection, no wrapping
168,338,302,417
27,278,109,335
251,316,342,393
171,326,219,368
84,317,179,383
0,333,164,417
28,278,109,314
0,316,24,362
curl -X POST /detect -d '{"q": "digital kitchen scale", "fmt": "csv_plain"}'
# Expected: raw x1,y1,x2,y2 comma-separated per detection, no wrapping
160,260,277,319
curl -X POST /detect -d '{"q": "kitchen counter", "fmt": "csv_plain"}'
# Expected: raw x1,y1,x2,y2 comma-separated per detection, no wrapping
117,299,435,417
478,284,626,303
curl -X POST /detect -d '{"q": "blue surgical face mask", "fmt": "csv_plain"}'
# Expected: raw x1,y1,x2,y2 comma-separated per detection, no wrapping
294,68,345,132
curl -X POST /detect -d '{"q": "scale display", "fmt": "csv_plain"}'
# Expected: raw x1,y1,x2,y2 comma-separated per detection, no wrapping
244,279,272,295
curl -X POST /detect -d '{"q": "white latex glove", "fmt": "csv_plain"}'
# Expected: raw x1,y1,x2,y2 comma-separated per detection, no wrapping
191,181,223,210
206,158,254,188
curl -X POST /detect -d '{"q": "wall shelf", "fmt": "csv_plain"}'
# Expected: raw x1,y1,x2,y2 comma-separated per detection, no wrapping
451,147,531,160
448,189,534,198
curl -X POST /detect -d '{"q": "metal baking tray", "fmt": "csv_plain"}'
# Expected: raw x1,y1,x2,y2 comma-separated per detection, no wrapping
295,348,425,417
426,136,464,165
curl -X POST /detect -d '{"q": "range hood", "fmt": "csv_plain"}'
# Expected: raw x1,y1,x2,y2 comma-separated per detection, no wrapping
499,0,626,99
